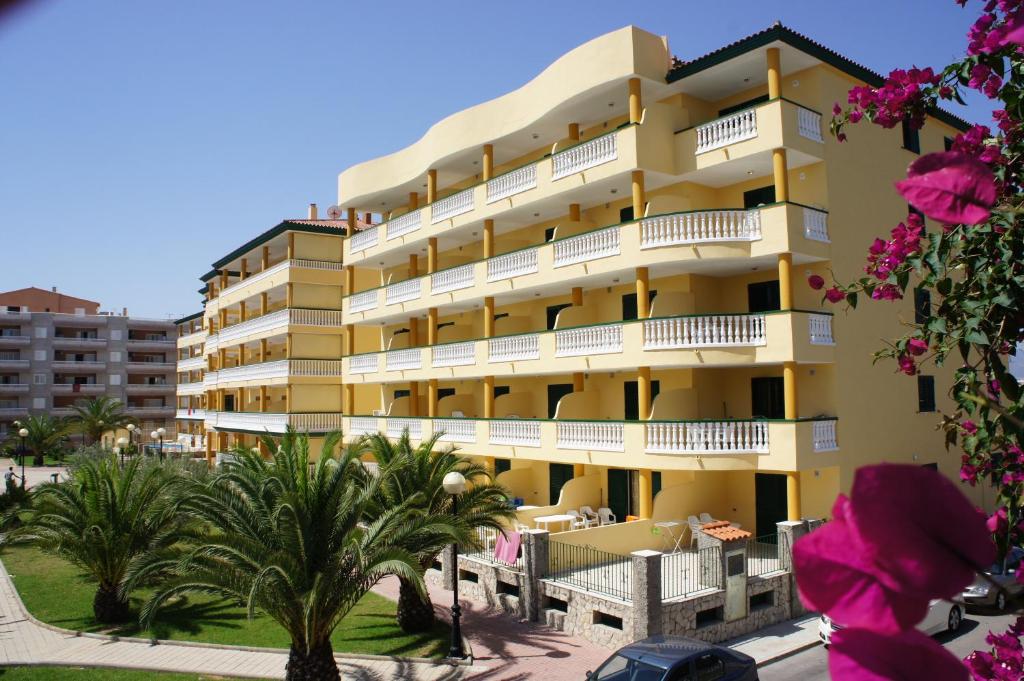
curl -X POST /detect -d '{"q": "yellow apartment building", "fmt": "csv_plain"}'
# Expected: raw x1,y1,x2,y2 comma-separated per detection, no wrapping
175,207,359,456
334,23,973,540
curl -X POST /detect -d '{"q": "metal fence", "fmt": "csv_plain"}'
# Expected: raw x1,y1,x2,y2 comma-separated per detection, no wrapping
747,533,784,577
662,546,722,600
547,541,633,600
461,526,525,572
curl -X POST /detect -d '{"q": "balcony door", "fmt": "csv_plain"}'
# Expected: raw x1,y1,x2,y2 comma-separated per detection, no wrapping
755,473,789,537
743,184,776,208
223,394,235,412
549,463,574,505
747,280,780,313
751,377,785,419
621,290,658,321
623,380,661,420
608,469,638,521
548,383,574,419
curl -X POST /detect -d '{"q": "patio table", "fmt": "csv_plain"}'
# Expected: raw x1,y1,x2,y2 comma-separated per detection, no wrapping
534,513,576,532
654,520,685,553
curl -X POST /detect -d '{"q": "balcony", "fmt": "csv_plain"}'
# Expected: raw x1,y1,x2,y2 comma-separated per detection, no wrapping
176,408,206,420
0,407,29,418
177,355,206,372
52,336,106,348
342,203,830,324
0,335,30,346
125,405,175,417
177,381,206,396
126,361,175,372
204,359,344,388
205,411,343,433
0,384,28,394
0,358,29,370
127,337,175,351
52,313,106,325
0,310,30,321
342,416,838,471
345,311,834,383
205,308,344,351
52,360,105,370
125,383,175,394
177,329,207,348
209,259,345,311
51,383,106,395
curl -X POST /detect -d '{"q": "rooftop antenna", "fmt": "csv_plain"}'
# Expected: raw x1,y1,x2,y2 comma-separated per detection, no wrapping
326,205,343,220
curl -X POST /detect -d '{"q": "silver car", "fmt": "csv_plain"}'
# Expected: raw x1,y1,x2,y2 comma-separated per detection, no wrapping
819,600,963,646
960,548,1024,611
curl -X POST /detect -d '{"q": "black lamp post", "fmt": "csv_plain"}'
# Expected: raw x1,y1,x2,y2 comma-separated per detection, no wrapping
442,470,467,660
126,423,136,460
116,437,128,466
17,427,27,489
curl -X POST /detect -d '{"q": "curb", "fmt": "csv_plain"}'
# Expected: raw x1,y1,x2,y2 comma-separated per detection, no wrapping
755,638,822,668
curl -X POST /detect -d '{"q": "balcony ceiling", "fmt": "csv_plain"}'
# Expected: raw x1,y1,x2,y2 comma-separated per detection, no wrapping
671,41,819,101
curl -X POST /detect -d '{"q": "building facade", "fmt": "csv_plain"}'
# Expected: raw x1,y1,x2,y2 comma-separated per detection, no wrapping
0,288,176,441
332,23,973,538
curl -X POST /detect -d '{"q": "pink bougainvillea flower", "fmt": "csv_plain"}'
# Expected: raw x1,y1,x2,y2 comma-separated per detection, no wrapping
986,507,1008,534
895,151,997,225
1001,9,1024,48
808,274,825,290
898,354,917,376
830,628,968,681
963,420,978,435
825,287,845,303
908,338,929,356
794,465,995,632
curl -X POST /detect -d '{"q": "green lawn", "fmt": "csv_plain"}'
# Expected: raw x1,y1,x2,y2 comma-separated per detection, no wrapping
0,668,241,681
3,546,447,658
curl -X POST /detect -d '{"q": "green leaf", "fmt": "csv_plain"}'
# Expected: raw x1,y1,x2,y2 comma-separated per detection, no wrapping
966,330,990,345
936,278,952,296
846,292,858,309
927,317,948,334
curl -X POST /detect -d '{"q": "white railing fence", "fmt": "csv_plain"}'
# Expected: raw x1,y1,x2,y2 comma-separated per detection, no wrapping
487,248,539,282
695,109,758,153
434,419,477,443
431,188,475,224
803,207,830,242
487,165,537,204
350,225,379,253
797,107,825,143
431,264,475,294
808,314,835,345
387,417,422,439
489,420,542,447
386,210,422,241
555,324,623,357
349,289,379,313
640,210,761,249
556,421,624,452
813,420,839,451
349,354,379,374
488,334,540,362
553,225,620,268
646,420,769,454
643,315,767,349
385,279,422,306
386,348,422,371
552,133,618,180
432,341,476,367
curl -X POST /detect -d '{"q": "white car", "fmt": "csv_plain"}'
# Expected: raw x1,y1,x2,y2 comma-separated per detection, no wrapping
819,600,963,646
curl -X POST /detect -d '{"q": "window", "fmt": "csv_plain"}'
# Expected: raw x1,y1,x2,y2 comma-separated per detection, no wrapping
619,206,634,223
546,303,572,330
914,287,931,325
34,326,47,338
494,385,510,399
747,281,781,313
109,374,122,386
902,118,921,154
110,329,122,341
694,654,726,681
918,375,936,412
652,471,662,500
592,654,629,681
544,227,556,242
33,374,46,385
33,350,46,361
437,387,455,401
393,389,410,399
495,458,511,476
944,136,955,151
109,351,122,362
743,185,776,208
32,397,45,409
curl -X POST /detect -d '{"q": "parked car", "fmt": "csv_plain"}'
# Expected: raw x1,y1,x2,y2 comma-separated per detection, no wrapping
586,635,758,681
819,599,963,646
960,547,1024,611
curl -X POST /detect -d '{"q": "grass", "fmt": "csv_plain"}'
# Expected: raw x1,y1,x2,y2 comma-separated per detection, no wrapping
0,668,242,681
3,546,448,658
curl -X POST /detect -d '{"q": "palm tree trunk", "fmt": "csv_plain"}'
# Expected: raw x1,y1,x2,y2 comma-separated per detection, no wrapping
285,640,339,681
396,575,435,633
93,583,131,623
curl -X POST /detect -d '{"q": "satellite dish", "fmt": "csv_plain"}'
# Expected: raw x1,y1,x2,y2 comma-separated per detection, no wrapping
326,205,343,219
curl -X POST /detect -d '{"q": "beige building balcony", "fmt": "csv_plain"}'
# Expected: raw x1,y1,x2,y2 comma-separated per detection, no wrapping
204,308,344,354
52,336,106,348
126,361,175,372
205,410,343,434
0,383,29,394
51,383,106,395
0,359,30,370
206,259,344,313
125,383,175,394
0,406,29,418
176,408,206,421
177,355,206,372
52,360,105,370
0,335,31,346
203,359,343,390
176,329,207,349
126,405,175,418
177,381,206,396
345,311,834,384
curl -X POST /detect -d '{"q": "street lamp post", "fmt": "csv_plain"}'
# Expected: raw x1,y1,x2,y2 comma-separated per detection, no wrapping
442,470,467,660
116,437,128,466
151,427,166,462
17,428,28,489
126,424,136,459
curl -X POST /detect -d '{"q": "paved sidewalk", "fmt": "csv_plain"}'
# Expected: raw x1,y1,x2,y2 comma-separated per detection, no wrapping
724,614,821,666
0,559,468,680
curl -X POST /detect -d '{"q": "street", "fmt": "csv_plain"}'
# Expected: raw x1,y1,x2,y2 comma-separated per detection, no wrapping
759,609,1017,680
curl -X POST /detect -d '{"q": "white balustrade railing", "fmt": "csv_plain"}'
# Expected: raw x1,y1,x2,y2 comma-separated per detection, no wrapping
646,420,769,454
349,354,379,374
291,259,345,271
385,279,422,306
386,348,422,371
205,334,219,354
552,133,618,180
349,226,379,253
177,330,206,347
797,107,825,143
203,372,218,388
487,247,538,282
803,207,830,242
431,188,475,224
555,324,623,357
553,225,620,268
219,259,288,297
177,356,206,371
290,413,345,432
431,264,475,294
349,289,379,313
289,359,344,376
808,314,835,345
488,334,540,362
487,164,537,203
489,420,541,447
643,315,767,349
695,108,758,153
556,421,624,452
387,417,421,439
434,419,477,443
176,381,205,396
813,419,839,452
386,210,422,240
175,408,206,420
640,210,761,248
349,417,379,436
432,341,475,367
214,359,289,383
217,309,289,344
289,309,344,326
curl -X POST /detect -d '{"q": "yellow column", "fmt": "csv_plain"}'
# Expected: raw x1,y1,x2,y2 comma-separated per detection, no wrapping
344,266,354,296
628,77,642,124
347,207,357,237
218,308,227,330
638,367,651,420
638,469,653,518
631,170,646,219
408,254,418,279
483,219,494,258
428,379,438,418
286,283,293,308
259,385,267,413
568,123,580,141
571,287,582,306
569,203,580,222
259,339,267,362
427,238,437,274
260,292,268,315
240,258,247,280
787,472,802,520
285,333,292,359
487,457,498,476
285,385,292,413
484,297,495,338
427,308,438,345
772,148,789,202
482,144,493,181
484,376,495,418
220,269,228,289
784,361,798,419
573,464,585,478
427,169,437,203
778,253,793,310
409,317,419,346
408,192,419,210
409,381,419,417
261,246,269,270
218,349,226,370
767,47,782,100
636,267,650,319
238,300,246,323
573,373,584,392
344,384,354,415
344,324,354,355
287,233,295,259
205,435,214,463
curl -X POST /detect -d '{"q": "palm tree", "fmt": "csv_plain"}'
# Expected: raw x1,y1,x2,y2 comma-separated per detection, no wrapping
365,430,514,633
129,430,458,681
11,454,187,623
69,396,135,445
17,414,69,465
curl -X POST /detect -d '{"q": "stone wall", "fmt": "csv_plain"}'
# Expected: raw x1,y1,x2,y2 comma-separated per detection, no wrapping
661,573,791,643
442,556,527,619
538,581,635,649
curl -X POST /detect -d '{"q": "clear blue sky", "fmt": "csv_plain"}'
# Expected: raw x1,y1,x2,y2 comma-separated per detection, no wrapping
0,0,989,319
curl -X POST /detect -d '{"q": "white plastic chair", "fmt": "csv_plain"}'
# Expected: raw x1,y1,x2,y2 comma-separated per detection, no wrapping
688,515,703,548
580,506,600,526
699,512,715,524
598,507,617,526
566,510,588,530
